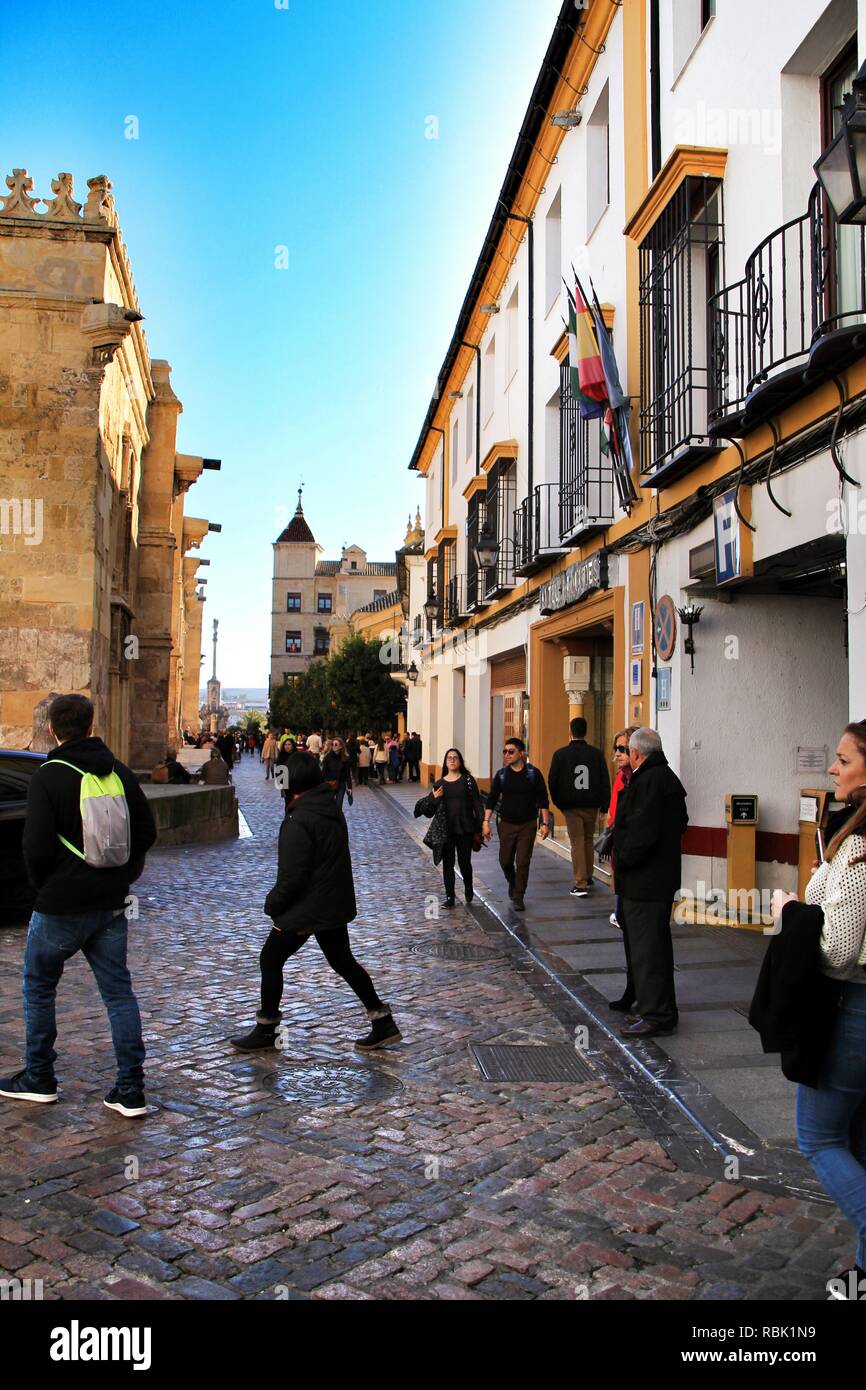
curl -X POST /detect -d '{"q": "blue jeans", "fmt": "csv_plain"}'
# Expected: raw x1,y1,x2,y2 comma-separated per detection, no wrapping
23,909,145,1091
797,982,866,1269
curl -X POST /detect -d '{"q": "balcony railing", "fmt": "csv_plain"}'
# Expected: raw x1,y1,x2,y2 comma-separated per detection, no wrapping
709,182,866,430
465,567,488,612
559,360,616,541
412,614,424,646
514,483,566,576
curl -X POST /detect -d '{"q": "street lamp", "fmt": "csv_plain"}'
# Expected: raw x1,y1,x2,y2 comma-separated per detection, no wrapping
423,591,438,624
676,603,704,675
407,661,419,684
815,61,866,223
473,521,500,571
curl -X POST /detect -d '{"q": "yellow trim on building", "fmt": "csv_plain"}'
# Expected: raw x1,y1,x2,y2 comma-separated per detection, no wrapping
434,526,458,545
624,145,729,243
480,439,519,474
463,475,488,500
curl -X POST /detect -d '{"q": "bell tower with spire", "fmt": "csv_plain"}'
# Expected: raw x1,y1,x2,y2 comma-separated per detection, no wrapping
270,487,323,694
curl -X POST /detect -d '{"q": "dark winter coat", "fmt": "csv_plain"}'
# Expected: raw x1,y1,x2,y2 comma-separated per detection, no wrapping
415,774,484,853
263,782,357,933
321,751,352,790
748,900,843,1087
547,739,611,812
612,750,688,901
22,736,157,914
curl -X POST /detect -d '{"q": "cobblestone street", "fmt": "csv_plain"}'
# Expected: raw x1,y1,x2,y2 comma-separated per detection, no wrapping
0,759,853,1301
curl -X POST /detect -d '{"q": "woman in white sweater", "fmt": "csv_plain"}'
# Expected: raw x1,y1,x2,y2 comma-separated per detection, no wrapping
774,720,866,1298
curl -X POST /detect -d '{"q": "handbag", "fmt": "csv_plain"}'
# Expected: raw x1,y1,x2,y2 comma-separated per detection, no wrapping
594,825,614,861
422,804,449,865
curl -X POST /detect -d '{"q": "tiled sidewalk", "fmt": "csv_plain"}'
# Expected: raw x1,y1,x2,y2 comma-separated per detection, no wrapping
377,778,809,1192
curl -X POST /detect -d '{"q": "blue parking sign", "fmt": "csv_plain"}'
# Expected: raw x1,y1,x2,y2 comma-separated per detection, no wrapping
714,490,740,584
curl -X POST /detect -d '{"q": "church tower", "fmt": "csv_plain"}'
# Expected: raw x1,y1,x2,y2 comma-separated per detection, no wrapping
270,490,322,693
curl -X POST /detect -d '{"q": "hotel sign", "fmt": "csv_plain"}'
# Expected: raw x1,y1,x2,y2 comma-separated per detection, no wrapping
539,552,608,616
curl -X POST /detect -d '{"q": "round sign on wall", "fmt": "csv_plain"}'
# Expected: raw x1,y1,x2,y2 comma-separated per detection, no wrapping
655,595,677,661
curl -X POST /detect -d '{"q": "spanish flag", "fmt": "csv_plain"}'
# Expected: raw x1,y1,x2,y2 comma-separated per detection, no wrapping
568,282,607,418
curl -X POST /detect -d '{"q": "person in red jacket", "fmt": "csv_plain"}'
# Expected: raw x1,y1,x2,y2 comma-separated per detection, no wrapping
605,725,637,1012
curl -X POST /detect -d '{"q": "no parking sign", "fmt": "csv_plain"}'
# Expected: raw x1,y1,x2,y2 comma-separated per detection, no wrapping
655,595,677,661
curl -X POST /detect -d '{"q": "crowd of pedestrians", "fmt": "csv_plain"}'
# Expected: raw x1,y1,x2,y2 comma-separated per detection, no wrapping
2,688,865,1300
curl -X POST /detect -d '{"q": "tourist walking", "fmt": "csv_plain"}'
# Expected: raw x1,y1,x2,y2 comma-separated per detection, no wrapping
388,735,402,783
229,753,400,1053
306,730,323,758
322,737,353,812
357,739,372,786
373,738,389,783
612,728,687,1039
405,732,422,783
415,748,484,907
547,716,611,898
752,720,866,1299
262,728,277,780
0,694,157,1117
483,738,551,912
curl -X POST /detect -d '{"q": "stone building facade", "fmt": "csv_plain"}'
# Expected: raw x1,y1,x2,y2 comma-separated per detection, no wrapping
269,492,397,691
0,167,220,766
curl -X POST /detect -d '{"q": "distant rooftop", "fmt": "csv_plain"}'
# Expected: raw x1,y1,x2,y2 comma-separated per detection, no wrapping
355,588,399,614
275,489,315,544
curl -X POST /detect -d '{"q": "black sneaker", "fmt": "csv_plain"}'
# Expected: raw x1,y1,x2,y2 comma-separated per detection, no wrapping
465,891,475,904
442,897,456,909
571,887,589,898
512,897,526,912
103,1086,147,1118
0,1070,58,1104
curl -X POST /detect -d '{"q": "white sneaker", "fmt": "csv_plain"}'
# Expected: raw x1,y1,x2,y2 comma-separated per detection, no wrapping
610,913,621,929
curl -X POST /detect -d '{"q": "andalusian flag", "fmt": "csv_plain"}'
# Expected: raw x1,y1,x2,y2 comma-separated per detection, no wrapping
568,282,607,419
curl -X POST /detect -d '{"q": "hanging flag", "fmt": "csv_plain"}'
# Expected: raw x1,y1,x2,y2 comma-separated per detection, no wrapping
571,283,607,419
591,302,635,476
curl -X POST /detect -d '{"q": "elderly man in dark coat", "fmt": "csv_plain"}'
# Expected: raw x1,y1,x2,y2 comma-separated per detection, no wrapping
612,727,688,1038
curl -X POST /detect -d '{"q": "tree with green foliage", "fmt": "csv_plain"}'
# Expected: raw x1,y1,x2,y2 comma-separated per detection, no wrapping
267,637,404,735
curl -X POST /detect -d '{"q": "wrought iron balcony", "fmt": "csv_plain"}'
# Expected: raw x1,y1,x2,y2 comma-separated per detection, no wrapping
709,182,866,434
465,567,488,612
514,484,566,576
559,361,616,542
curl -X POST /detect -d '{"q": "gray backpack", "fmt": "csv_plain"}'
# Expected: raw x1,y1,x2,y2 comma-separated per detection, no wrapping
48,760,131,869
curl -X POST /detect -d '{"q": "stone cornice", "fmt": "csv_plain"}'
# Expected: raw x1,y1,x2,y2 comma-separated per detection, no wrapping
462,475,488,500
481,439,519,474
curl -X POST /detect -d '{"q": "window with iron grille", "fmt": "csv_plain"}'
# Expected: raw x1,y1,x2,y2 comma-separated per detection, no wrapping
285,631,302,654
639,176,724,475
437,540,455,626
558,361,613,538
483,460,516,597
426,555,437,629
466,493,485,609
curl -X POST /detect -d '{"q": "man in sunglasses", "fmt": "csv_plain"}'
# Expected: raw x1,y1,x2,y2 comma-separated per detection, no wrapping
483,738,551,911
547,716,611,898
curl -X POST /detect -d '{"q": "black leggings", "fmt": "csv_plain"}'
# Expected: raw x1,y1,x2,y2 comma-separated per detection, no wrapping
260,925,382,1018
442,833,474,899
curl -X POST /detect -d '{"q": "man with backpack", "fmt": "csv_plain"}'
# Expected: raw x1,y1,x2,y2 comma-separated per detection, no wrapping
483,737,551,911
0,694,157,1116
547,716,611,898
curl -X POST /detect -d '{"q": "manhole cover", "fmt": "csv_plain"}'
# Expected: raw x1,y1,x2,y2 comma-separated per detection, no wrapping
244,1064,403,1107
411,941,504,961
471,1043,595,1083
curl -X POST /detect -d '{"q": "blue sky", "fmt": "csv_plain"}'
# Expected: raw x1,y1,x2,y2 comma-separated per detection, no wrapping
2,0,562,686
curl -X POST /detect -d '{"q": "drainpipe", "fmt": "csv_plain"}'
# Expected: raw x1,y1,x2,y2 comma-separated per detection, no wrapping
430,426,446,528
461,341,482,477
500,206,534,501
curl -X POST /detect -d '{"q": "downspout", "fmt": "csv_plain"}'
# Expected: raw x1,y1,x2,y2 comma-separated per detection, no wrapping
430,426,446,528
650,0,662,180
501,206,534,500
461,341,482,476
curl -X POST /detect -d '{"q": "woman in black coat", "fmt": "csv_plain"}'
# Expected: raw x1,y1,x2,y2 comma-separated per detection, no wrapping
415,748,484,907
230,754,400,1052
321,737,353,812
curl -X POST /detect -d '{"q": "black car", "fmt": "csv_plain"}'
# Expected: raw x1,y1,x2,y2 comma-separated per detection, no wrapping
0,749,45,927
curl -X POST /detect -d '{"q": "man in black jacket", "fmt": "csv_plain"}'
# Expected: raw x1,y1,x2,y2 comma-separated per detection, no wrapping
612,728,688,1038
483,738,551,911
548,717,611,897
230,752,400,1053
0,694,156,1115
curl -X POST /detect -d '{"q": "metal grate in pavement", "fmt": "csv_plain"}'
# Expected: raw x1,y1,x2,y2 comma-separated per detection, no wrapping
470,1042,595,1083
237,1063,404,1107
411,941,505,962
